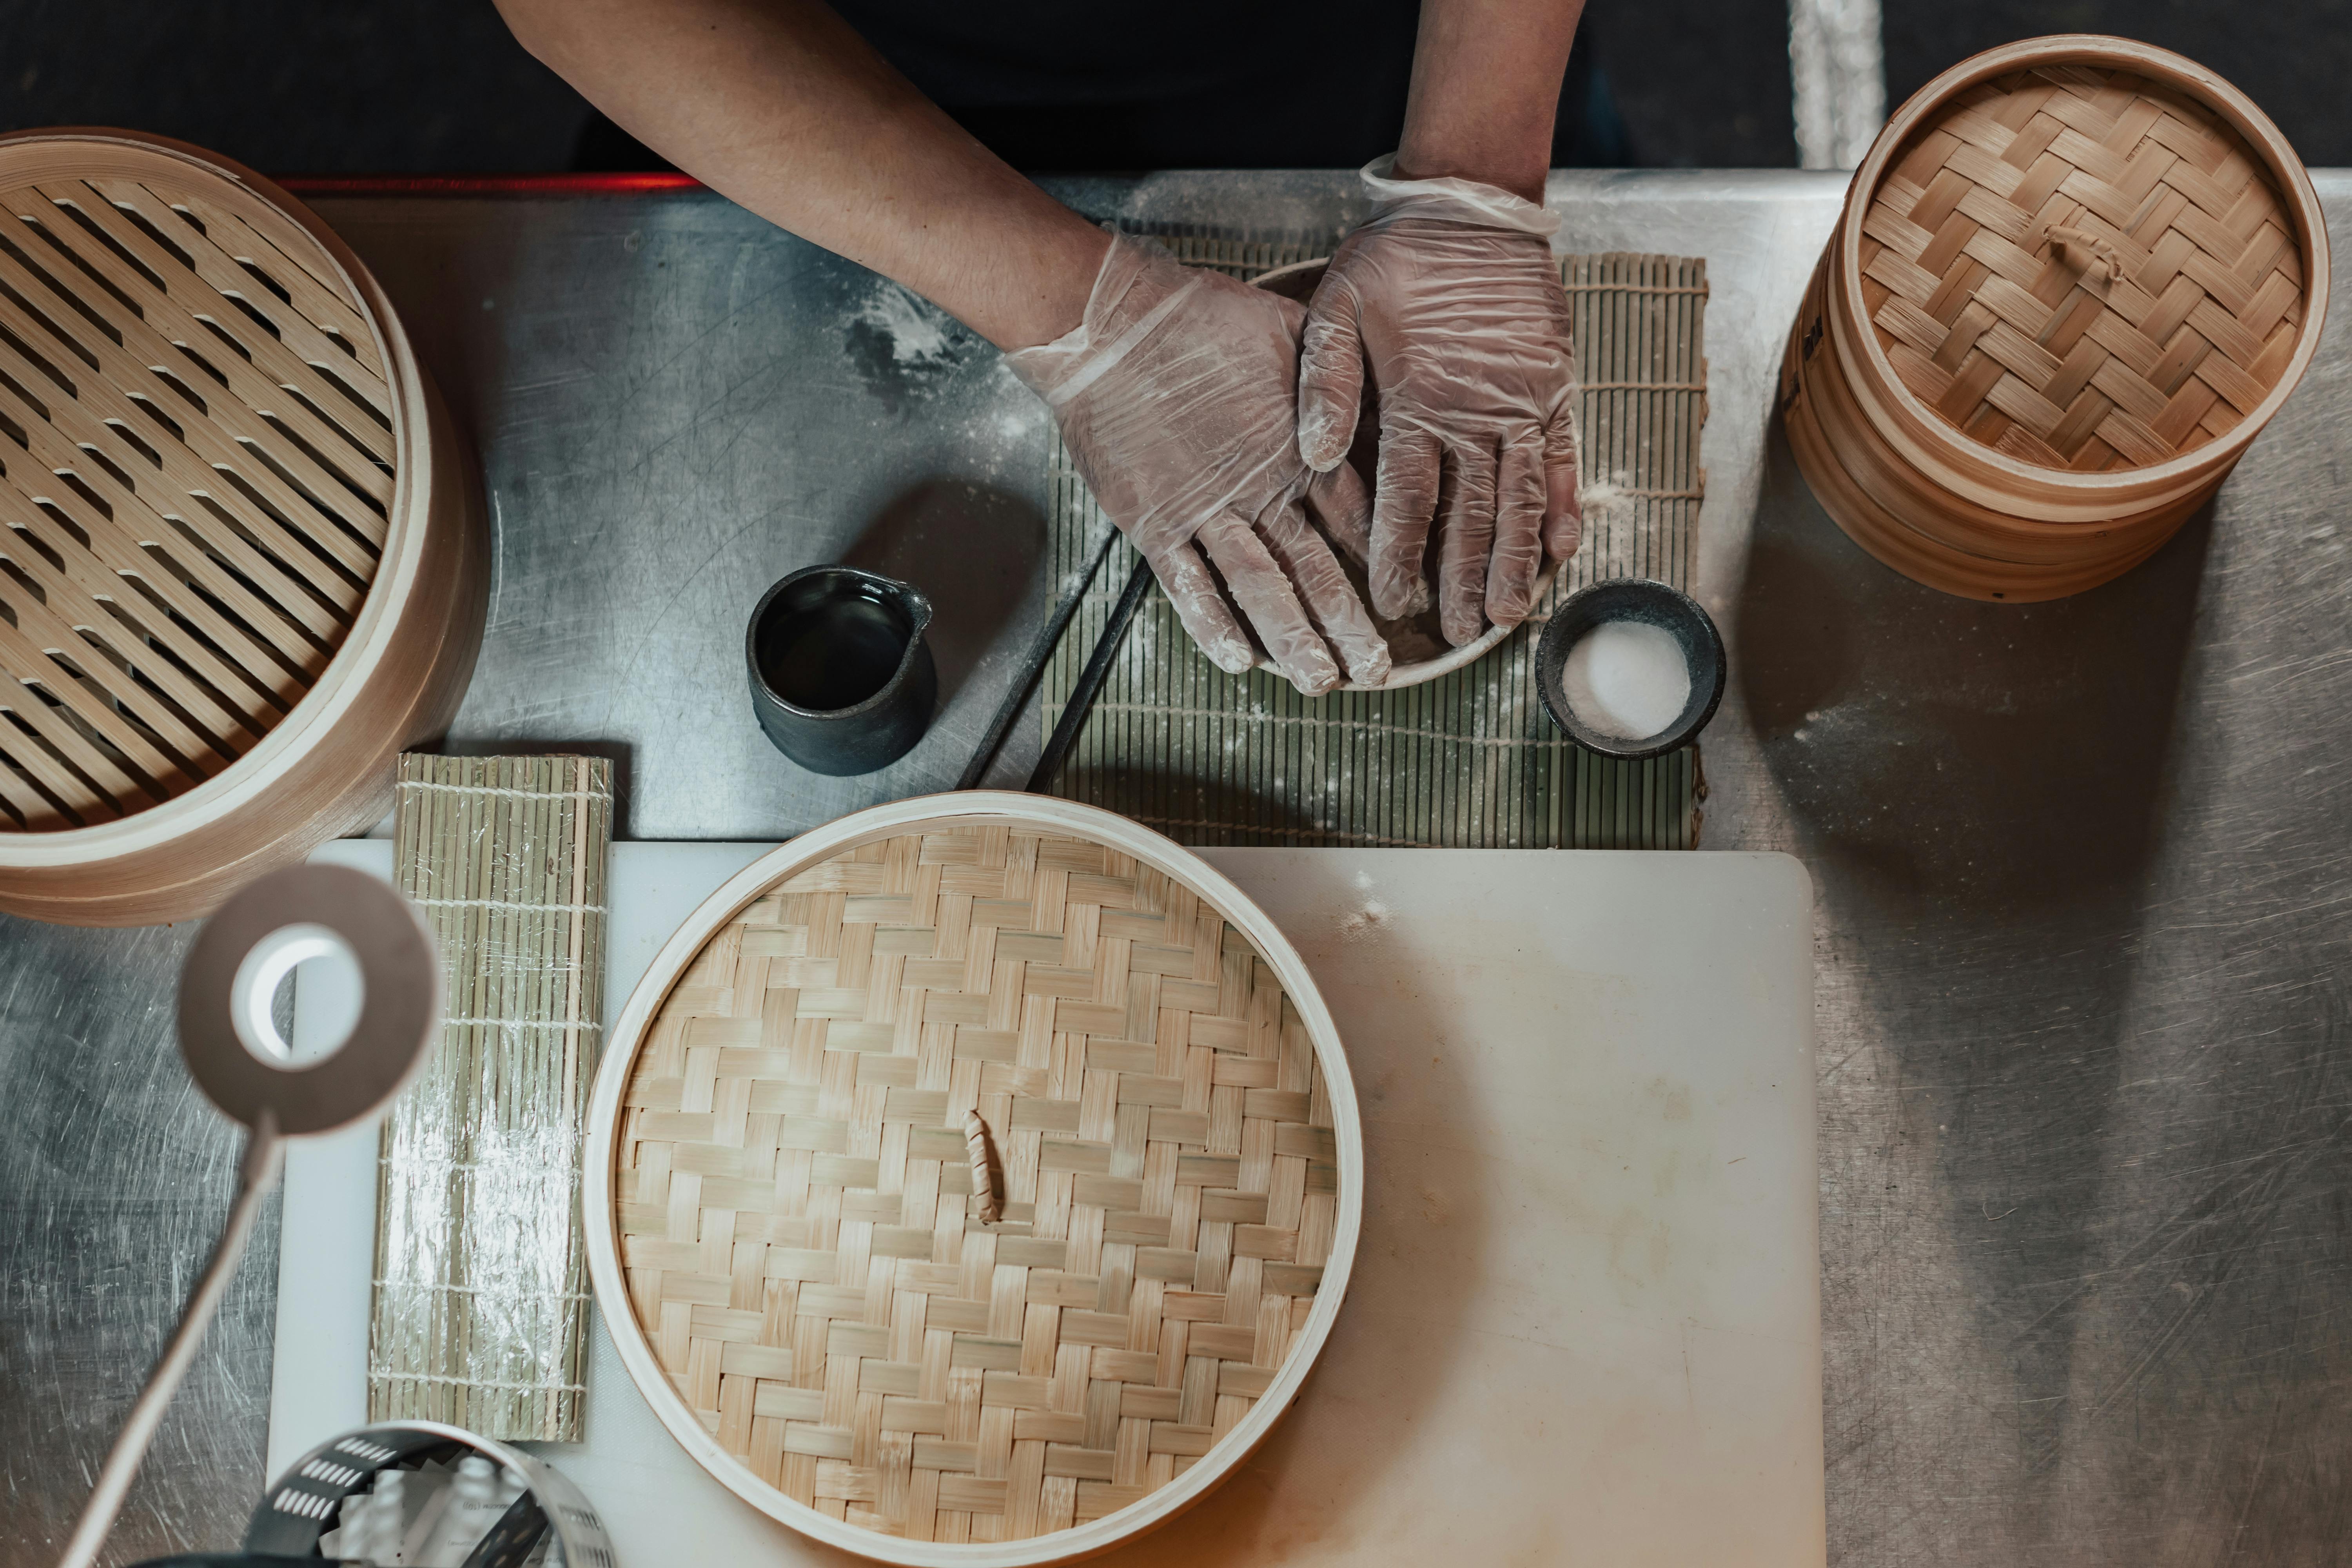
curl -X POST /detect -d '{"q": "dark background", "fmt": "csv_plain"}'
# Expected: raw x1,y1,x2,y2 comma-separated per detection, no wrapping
3,0,2346,176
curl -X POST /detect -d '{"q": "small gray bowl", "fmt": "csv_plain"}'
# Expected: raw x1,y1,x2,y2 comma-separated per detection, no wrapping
746,565,936,777
1535,579,1726,759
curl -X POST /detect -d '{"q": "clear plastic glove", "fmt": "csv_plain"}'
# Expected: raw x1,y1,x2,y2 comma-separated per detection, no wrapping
1008,234,1389,695
1298,156,1584,648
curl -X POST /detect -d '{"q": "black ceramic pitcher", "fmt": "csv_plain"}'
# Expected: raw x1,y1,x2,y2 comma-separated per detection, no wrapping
746,565,936,775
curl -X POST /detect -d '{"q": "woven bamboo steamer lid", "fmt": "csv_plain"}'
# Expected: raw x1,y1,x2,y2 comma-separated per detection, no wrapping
0,129,486,924
1833,36,2327,521
581,793,1362,1566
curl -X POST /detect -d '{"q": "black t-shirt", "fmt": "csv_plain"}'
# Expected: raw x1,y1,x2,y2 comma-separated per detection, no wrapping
573,0,1624,172
827,0,1425,169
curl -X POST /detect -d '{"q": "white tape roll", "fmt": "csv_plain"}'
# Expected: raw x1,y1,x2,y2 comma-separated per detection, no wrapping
177,864,441,1135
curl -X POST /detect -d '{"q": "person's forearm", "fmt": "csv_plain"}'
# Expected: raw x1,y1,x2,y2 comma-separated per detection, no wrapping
497,0,1107,349
1395,0,1585,202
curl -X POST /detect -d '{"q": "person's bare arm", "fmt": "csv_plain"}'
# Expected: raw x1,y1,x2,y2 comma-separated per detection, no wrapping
1396,0,1586,201
496,0,1107,349
497,0,1387,692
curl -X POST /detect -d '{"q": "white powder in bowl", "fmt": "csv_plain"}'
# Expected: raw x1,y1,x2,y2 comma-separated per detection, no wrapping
1560,619,1691,740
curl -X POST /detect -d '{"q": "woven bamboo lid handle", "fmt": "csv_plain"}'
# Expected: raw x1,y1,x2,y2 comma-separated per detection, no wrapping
2043,223,2128,284
963,1108,1001,1224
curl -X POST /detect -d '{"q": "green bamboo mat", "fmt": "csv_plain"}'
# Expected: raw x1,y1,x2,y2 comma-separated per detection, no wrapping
370,753,612,1441
1039,234,1709,849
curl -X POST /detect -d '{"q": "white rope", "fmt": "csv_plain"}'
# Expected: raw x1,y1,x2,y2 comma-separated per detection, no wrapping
373,1279,593,1301
400,779,612,804
378,1157,583,1175
366,1368,588,1394
1078,704,1571,747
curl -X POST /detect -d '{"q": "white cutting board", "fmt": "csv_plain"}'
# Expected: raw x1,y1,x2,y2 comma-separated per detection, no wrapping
271,842,1822,1566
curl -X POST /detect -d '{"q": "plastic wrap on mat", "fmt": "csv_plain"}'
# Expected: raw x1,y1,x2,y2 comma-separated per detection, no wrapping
370,754,612,1441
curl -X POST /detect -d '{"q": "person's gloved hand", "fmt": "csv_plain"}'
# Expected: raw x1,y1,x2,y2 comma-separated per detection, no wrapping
1008,234,1389,695
1297,156,1583,648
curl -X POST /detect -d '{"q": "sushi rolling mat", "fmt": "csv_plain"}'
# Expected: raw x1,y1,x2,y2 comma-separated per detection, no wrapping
1040,234,1708,850
272,840,1823,1565
368,754,613,1441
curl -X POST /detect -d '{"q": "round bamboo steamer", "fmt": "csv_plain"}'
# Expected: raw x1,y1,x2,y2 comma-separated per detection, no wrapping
1781,36,2328,601
0,130,487,923
582,792,1363,1566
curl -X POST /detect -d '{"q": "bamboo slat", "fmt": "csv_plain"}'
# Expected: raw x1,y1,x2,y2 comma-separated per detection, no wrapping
1040,236,1708,849
604,816,1347,1552
1857,68,2299,470
370,753,613,1443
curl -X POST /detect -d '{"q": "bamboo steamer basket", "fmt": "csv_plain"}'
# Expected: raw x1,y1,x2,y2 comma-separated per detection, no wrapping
0,130,487,923
582,793,1363,1565
1781,37,2328,601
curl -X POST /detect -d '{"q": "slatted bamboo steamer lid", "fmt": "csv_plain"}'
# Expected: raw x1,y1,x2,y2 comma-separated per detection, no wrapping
582,793,1362,1565
1782,36,2328,601
0,130,486,923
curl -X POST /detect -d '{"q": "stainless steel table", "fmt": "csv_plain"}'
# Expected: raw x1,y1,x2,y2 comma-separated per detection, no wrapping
6,168,2350,1566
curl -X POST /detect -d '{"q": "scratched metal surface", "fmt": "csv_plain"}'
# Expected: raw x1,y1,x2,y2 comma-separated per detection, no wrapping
0,920,279,1566
6,169,2352,1564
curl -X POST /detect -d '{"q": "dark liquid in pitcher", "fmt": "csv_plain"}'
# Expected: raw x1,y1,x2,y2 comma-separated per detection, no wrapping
757,590,910,711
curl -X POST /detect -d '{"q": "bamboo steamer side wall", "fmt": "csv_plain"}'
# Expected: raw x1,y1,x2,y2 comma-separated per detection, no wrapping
1784,323,2192,601
1784,255,2214,602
